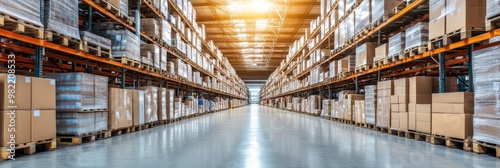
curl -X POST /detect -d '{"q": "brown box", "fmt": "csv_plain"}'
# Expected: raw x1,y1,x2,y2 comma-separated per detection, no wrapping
432,103,474,114
416,121,431,133
31,78,56,110
409,94,432,104
416,112,431,123
157,88,167,121
394,78,409,95
429,0,446,40
409,112,416,130
132,90,145,126
473,116,500,145
399,103,407,112
391,104,399,112
391,112,399,129
432,77,458,93
1,110,30,147
356,42,376,67
400,112,408,130
408,103,416,112
409,76,433,94
375,43,388,61
398,95,408,104
445,0,486,34
391,95,399,104
109,88,133,130
432,113,473,139
31,110,56,142
378,80,394,90
0,74,31,110
416,104,431,113
432,92,474,103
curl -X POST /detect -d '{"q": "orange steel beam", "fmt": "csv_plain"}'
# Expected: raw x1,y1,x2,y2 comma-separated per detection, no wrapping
82,0,136,32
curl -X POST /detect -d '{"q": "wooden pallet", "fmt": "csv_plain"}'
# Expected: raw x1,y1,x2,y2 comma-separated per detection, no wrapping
0,13,43,39
427,35,447,50
45,30,83,51
403,45,427,57
355,64,371,73
354,122,368,128
93,0,121,17
336,71,353,79
373,58,386,67
59,108,108,113
57,130,110,145
375,126,390,133
388,129,406,137
408,131,431,142
431,135,473,152
386,54,403,63
473,140,500,158
131,125,143,132
366,123,377,130
82,40,112,59
354,27,370,40
428,27,486,50
111,127,132,137
486,14,500,31
157,120,168,125
345,1,362,15
0,142,33,161
371,14,393,29
114,57,141,68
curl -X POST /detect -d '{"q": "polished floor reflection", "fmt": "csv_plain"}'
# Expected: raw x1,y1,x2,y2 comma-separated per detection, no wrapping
1,104,499,168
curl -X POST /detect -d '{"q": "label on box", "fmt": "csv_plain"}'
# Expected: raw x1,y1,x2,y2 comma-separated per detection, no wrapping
25,77,31,83
33,110,40,117
50,79,55,85
493,82,500,91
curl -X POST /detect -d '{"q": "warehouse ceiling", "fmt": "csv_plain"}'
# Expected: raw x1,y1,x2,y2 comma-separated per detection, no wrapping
192,0,320,80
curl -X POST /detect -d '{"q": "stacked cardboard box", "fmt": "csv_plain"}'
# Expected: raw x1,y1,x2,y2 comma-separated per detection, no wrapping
109,0,128,17
429,0,446,40
309,96,321,115
407,76,433,133
141,44,160,68
446,0,486,35
141,19,159,39
354,100,366,124
44,0,80,40
391,78,409,130
139,86,159,123
322,99,332,117
157,88,167,121
95,29,140,62
355,42,376,68
388,32,405,58
371,0,401,24
338,90,356,120
432,92,474,139
405,22,428,51
377,80,393,128
432,77,458,92
355,0,371,35
471,45,500,144
132,90,145,126
345,94,365,121
374,43,388,63
365,85,377,125
108,88,133,130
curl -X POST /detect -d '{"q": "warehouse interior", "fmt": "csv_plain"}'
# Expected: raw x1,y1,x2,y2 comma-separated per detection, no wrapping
1,0,500,167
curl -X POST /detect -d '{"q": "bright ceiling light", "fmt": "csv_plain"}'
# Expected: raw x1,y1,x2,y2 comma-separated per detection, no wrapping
227,0,272,14
255,19,267,29
239,42,249,47
249,0,272,13
237,33,247,38
251,63,258,66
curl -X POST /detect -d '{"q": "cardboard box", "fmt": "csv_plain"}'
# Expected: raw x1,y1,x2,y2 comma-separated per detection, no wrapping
416,112,431,123
399,103,407,112
445,1,486,34
1,110,30,147
374,43,388,61
109,88,133,130
355,42,376,67
408,103,416,112
416,104,431,113
391,104,399,112
132,90,145,126
409,94,432,104
473,116,500,145
391,112,399,129
31,77,56,110
409,112,416,130
31,110,56,141
429,0,446,40
394,88,408,96
432,113,473,139
157,88,167,121
409,76,433,94
391,95,399,104
431,103,474,114
394,78,409,95
416,121,431,133
166,89,175,120
0,74,31,110
400,112,408,130
431,92,474,103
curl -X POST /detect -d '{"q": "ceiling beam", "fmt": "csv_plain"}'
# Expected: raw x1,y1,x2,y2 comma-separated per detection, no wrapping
197,14,317,22
192,1,320,7
210,39,293,43
202,23,310,29
205,30,302,35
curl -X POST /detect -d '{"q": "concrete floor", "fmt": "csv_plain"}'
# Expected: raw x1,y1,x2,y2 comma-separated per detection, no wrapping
1,104,499,168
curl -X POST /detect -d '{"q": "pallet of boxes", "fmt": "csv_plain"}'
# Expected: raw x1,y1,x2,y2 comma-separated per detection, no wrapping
48,73,110,145
0,74,57,160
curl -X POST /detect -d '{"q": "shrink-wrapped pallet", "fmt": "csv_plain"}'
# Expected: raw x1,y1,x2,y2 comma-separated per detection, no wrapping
345,13,356,41
95,111,108,132
355,0,371,35
44,0,80,40
95,29,140,61
132,90,145,126
141,44,160,69
109,0,128,18
338,0,346,19
94,75,109,110
371,0,401,24
161,19,172,45
377,80,393,128
405,22,429,50
322,99,331,117
354,100,366,124
486,0,500,19
0,0,42,26
108,88,133,130
80,31,112,50
355,42,376,68
157,88,167,121
365,85,377,125
56,112,95,135
139,86,158,123
141,19,159,38
388,32,405,58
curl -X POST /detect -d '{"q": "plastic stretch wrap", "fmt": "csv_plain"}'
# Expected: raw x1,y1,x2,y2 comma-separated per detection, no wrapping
56,112,95,135
44,0,80,40
371,0,401,24
160,48,167,71
167,61,175,75
355,0,371,35
473,116,500,144
345,13,355,41
119,0,128,18
141,44,160,69
472,45,500,119
487,0,500,19
346,0,358,11
355,43,374,68
365,85,377,125
338,0,346,19
404,22,428,50
0,0,42,26
160,0,168,17
388,32,405,57
347,55,356,72
94,75,109,109
95,111,108,131
329,60,337,78
132,90,145,125
161,20,172,44
80,31,112,50
142,19,159,38
376,80,393,128
322,99,331,117
96,30,140,61
140,86,158,123
47,73,109,111
158,88,167,121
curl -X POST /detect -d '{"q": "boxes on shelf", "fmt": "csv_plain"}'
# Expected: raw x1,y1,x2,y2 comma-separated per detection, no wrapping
94,29,140,62
0,0,42,28
377,80,393,128
405,22,429,51
355,42,376,68
354,0,371,35
44,0,80,40
354,100,366,124
388,32,406,58
141,44,160,68
445,0,486,34
429,0,446,40
365,85,377,125
338,0,346,19
344,94,365,121
80,31,112,51
431,77,458,92
108,88,133,130
141,18,159,38
139,86,159,123
322,99,332,117
486,0,500,19
374,43,388,62
109,0,128,17
309,95,321,115
132,90,145,126
431,92,474,139
157,88,167,121
371,0,401,24
56,112,95,135
345,13,356,41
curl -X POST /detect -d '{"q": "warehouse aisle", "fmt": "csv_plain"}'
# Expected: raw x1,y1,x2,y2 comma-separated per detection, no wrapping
1,105,499,168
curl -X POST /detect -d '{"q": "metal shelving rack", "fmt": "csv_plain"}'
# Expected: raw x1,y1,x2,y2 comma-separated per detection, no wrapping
0,0,248,101
260,0,500,101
